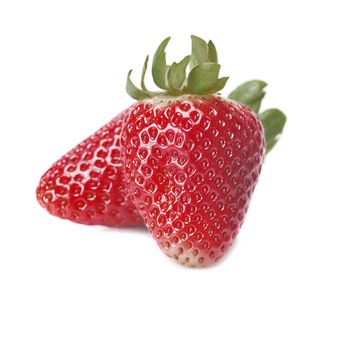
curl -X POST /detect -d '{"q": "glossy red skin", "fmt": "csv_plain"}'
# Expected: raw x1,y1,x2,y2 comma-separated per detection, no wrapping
37,110,143,227
122,96,265,267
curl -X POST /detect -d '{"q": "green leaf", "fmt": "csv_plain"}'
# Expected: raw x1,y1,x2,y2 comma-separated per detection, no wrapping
127,36,230,99
167,55,191,91
207,40,218,63
249,96,265,113
265,138,278,154
228,80,267,113
141,55,149,91
259,108,286,153
190,35,209,68
152,37,171,90
186,63,221,94
126,70,151,101
206,76,229,94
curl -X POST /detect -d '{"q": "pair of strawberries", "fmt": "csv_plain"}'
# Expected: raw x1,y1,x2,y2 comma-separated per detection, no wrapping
37,36,286,267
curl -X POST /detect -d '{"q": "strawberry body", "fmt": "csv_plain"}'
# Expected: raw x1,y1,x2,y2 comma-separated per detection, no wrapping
37,110,143,227
122,96,265,266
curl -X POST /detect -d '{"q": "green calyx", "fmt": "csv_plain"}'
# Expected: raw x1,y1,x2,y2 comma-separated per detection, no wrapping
126,35,228,100
228,80,286,153
126,36,286,154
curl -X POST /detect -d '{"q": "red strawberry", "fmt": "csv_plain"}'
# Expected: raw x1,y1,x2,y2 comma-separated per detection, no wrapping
37,109,143,227
121,36,286,266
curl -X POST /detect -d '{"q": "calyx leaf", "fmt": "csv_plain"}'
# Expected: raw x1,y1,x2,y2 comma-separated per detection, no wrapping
259,108,286,153
126,70,152,100
228,80,267,113
126,35,229,101
167,55,191,91
207,40,218,63
186,63,221,94
206,76,229,94
228,81,287,155
141,55,149,92
152,37,171,90
190,35,209,68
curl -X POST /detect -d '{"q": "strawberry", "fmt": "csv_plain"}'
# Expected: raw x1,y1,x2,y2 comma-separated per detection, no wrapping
122,36,286,266
37,109,143,227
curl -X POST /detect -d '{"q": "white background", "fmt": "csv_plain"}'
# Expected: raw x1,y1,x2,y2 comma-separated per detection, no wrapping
1,0,349,349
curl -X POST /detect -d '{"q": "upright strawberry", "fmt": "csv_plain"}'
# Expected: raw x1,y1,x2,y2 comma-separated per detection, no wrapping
122,36,286,266
37,110,143,227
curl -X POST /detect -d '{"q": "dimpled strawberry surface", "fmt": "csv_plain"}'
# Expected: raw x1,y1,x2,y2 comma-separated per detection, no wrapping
122,96,264,266
37,110,143,227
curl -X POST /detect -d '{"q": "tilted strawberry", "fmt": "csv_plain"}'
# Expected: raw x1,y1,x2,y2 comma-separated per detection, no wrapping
122,36,286,266
37,109,143,227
